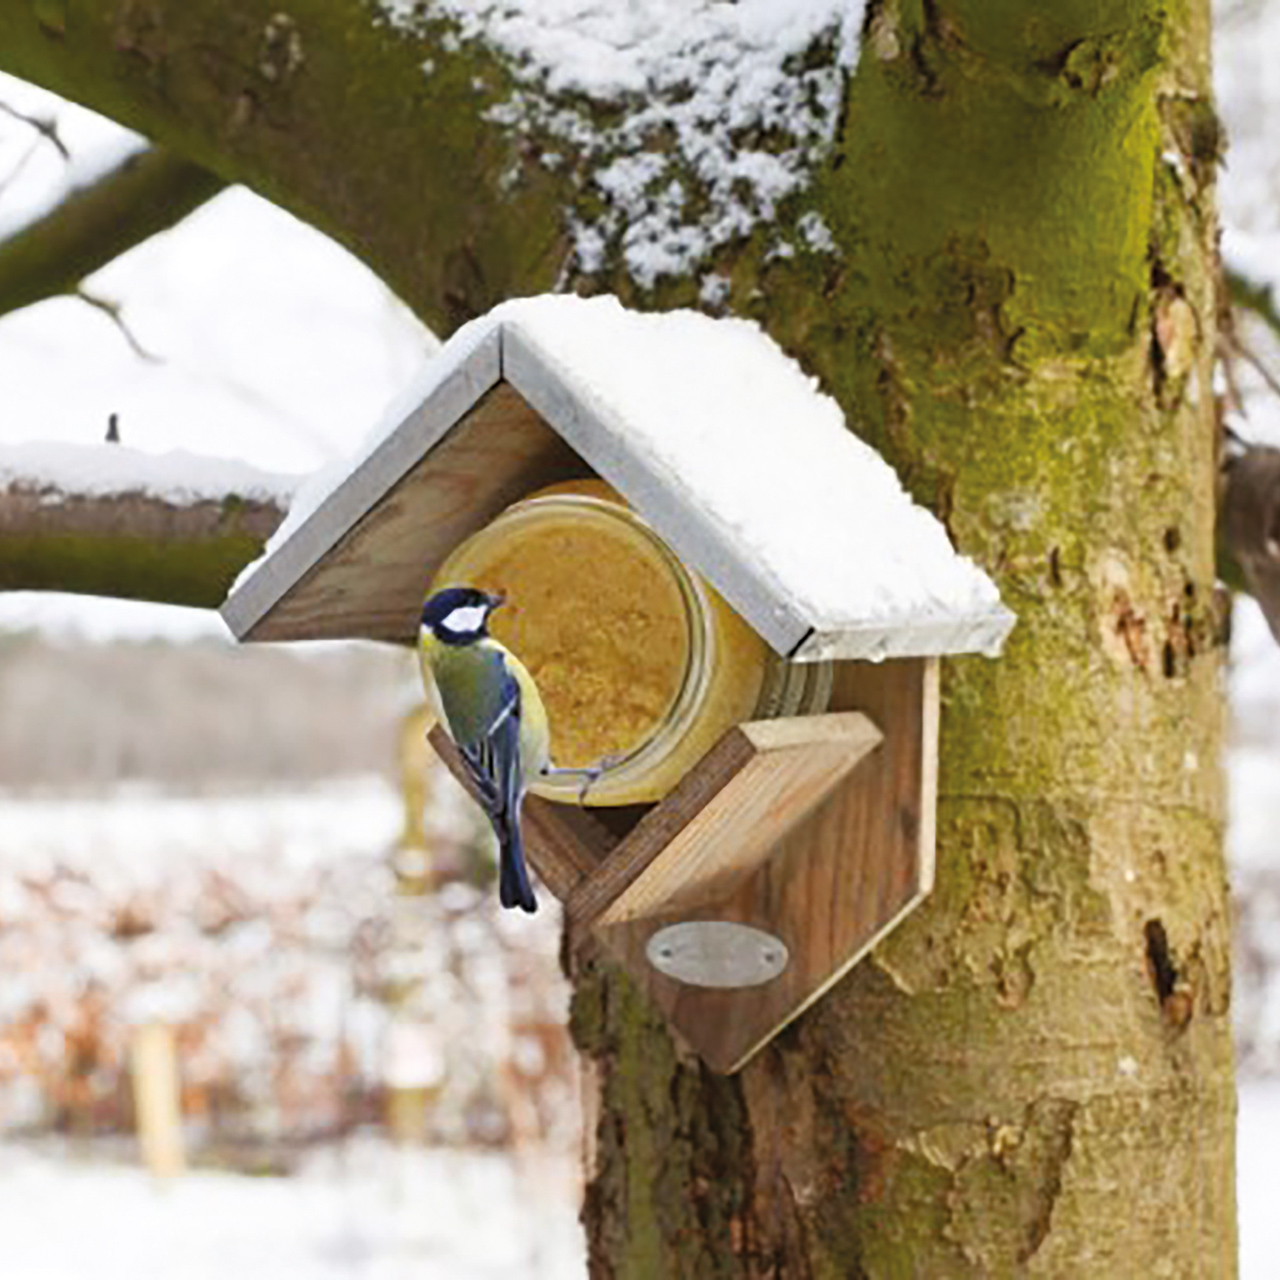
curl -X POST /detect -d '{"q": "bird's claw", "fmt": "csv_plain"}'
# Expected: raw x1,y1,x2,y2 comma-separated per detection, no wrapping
542,752,625,804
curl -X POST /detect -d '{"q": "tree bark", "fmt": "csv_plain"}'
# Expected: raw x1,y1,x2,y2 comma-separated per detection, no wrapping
573,3,1235,1276
0,0,568,336
0,475,286,607
0,0,1235,1275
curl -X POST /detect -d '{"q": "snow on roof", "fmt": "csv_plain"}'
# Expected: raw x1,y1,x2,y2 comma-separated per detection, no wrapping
227,294,1013,662
498,296,1013,659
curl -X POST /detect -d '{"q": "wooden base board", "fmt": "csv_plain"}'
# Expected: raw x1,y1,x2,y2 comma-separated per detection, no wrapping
429,657,938,1073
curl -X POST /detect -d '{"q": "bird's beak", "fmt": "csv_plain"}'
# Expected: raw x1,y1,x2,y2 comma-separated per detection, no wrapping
485,590,507,613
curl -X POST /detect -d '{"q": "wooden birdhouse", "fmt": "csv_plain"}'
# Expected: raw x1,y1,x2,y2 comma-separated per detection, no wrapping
222,296,1015,1073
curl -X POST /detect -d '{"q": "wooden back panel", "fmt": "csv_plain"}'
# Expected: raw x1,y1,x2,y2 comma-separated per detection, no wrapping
250,384,583,643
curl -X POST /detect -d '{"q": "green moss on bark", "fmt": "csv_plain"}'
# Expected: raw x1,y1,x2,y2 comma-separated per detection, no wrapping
0,531,261,607
0,0,570,333
574,958,757,1279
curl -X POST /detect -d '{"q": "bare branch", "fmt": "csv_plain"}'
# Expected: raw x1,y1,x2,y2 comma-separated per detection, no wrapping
1228,266,1280,340
0,3,570,334
0,99,69,157
1221,326,1280,401
0,145,224,318
75,287,160,361
1222,444,1280,642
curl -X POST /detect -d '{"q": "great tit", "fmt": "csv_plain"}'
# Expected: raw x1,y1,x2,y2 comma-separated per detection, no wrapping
417,586,550,913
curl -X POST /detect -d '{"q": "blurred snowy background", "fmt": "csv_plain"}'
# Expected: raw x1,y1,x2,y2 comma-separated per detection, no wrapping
0,54,587,1279
2,1,1280,1275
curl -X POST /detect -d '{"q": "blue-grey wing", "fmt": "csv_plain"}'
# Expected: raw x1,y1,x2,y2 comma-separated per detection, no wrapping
456,663,523,824
443,646,536,912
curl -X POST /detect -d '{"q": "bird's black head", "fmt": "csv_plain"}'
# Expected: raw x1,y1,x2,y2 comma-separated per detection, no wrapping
420,585,504,645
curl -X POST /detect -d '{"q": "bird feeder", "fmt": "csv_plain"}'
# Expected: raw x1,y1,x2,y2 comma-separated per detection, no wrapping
222,296,1014,1073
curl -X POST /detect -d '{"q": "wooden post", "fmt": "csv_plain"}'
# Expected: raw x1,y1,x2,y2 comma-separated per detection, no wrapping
130,1023,185,1179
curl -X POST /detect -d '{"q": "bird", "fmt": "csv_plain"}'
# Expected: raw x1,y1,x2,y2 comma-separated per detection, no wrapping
417,585,548,912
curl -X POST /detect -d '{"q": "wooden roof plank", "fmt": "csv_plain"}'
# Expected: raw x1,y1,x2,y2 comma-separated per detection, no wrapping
221,324,502,641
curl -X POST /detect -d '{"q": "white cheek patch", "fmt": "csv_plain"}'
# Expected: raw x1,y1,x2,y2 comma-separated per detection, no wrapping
442,604,489,633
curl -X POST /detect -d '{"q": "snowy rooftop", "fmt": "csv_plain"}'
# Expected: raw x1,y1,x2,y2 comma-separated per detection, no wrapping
223,295,1014,662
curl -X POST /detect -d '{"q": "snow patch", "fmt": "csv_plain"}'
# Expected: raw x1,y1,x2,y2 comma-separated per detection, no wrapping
0,441,300,508
0,1139,585,1279
797,209,839,255
376,0,866,286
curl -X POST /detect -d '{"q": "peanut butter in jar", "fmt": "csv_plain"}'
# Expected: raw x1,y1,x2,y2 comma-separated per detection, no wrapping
432,480,828,805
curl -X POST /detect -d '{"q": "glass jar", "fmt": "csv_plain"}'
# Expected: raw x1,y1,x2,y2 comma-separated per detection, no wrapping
432,480,831,806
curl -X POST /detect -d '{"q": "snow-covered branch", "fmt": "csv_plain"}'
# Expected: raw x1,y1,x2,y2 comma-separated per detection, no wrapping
0,442,297,608
0,1,859,331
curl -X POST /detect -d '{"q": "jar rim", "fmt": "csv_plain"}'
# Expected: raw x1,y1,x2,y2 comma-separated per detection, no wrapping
436,491,716,803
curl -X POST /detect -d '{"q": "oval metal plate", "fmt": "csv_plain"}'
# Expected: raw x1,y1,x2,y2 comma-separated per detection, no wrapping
646,922,789,989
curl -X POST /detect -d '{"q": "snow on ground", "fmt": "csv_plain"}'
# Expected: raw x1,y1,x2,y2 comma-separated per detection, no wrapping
0,779,402,879
0,1091,1273,1279
0,1138,585,1280
1240,1082,1280,1279
377,0,863,285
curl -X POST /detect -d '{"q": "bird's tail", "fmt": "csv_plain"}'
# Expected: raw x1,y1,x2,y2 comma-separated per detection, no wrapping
498,815,537,913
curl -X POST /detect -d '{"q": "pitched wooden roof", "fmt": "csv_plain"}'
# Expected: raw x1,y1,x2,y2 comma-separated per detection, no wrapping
222,297,1014,661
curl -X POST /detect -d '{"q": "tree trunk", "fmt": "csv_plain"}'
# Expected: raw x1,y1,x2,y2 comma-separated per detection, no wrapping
572,4,1235,1276
0,0,1235,1274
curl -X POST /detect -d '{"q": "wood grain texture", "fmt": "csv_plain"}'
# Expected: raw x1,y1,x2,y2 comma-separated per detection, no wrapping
568,712,883,928
243,381,584,643
593,658,938,1073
